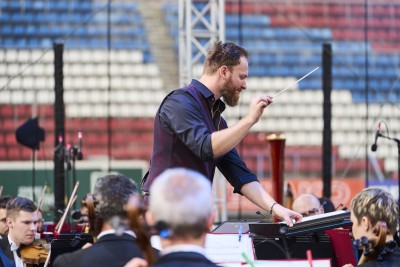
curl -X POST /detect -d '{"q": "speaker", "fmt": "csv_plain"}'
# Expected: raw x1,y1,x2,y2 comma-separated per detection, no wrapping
15,117,45,150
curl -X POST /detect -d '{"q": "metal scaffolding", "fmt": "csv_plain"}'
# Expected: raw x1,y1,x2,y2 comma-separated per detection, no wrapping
178,0,225,87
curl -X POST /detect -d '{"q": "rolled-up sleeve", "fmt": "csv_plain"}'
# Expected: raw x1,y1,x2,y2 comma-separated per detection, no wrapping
159,91,214,161
217,148,259,194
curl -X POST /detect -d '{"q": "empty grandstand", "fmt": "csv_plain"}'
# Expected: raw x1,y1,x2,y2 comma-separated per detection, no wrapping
0,0,399,216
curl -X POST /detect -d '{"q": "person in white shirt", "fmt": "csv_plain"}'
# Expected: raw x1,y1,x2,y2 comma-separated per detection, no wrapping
0,197,38,267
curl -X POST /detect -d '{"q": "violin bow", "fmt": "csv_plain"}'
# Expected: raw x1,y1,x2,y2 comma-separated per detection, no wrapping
36,183,47,213
56,181,79,234
44,182,78,267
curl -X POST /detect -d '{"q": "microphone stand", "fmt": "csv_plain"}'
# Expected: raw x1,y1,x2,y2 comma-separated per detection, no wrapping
64,131,83,215
70,144,82,210
377,133,400,203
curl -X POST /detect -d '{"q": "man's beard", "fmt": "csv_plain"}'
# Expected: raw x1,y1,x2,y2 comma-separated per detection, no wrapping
221,78,241,107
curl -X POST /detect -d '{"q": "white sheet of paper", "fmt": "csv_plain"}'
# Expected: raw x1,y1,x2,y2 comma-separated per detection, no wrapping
219,259,331,267
205,233,255,264
252,259,331,267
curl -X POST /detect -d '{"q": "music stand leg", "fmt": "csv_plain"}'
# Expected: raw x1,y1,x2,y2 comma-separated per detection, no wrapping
281,235,292,259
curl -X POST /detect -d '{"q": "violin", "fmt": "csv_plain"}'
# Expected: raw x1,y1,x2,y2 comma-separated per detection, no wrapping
20,240,49,266
20,184,50,266
354,221,387,265
81,192,98,236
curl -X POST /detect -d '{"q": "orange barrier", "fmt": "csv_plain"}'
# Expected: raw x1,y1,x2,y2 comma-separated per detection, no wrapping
224,177,365,212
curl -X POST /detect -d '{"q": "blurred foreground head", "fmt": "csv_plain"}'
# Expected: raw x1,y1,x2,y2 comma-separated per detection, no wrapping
93,173,138,233
149,168,213,239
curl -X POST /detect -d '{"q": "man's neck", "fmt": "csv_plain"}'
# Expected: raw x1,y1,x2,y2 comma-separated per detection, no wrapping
198,76,220,99
101,223,113,232
8,234,19,247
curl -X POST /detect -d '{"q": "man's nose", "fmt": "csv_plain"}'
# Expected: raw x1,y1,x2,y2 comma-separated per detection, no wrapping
30,222,37,231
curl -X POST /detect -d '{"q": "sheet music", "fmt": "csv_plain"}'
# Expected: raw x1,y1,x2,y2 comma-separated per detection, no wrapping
279,210,348,225
151,233,255,264
300,210,348,222
219,259,331,267
205,233,255,263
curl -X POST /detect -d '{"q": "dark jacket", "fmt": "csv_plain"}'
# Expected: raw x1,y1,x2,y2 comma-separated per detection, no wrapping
52,233,144,267
0,236,15,267
153,252,221,267
359,241,400,267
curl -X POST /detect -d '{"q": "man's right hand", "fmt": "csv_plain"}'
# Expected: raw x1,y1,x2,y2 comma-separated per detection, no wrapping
246,95,273,125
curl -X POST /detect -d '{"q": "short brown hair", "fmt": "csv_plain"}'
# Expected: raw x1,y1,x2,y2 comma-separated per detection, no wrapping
0,196,13,209
350,187,398,235
6,197,37,220
203,41,248,75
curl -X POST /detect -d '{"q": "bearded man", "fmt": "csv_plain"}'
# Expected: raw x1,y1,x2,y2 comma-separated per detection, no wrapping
142,41,301,226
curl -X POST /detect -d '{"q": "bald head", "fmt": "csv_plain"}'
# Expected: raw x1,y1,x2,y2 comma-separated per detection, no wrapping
292,194,323,217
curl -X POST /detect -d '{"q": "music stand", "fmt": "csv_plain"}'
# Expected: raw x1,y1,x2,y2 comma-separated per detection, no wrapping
212,220,263,234
50,233,94,262
250,225,335,266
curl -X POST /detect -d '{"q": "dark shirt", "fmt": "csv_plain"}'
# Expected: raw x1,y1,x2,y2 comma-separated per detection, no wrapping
0,236,14,267
153,79,258,193
52,233,144,267
153,251,221,267
360,240,400,267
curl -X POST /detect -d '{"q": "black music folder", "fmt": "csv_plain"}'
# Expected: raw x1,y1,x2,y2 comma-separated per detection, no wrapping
248,210,352,267
212,220,263,234
50,233,94,262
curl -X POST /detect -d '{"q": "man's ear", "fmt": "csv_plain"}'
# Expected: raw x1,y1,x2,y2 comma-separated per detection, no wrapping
6,217,13,228
219,65,229,79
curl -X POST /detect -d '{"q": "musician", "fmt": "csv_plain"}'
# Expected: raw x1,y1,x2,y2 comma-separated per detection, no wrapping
52,173,146,267
145,168,220,267
36,209,44,234
343,187,400,267
0,197,38,267
319,197,336,213
292,194,324,217
142,41,302,226
0,196,13,239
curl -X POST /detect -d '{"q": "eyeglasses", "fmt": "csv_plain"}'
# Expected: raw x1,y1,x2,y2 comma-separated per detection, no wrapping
300,208,320,217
